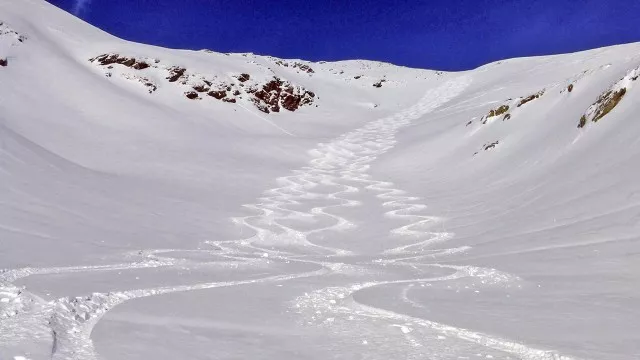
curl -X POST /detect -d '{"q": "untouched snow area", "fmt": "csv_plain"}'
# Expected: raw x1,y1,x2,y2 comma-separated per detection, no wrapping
1,1,640,359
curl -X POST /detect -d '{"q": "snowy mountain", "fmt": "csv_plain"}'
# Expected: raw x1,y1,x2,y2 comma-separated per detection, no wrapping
2,1,640,360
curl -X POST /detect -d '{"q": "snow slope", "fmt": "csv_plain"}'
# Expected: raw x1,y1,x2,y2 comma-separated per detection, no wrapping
1,1,640,359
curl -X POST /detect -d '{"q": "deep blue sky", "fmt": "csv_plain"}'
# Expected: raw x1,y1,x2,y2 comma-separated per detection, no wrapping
47,0,640,71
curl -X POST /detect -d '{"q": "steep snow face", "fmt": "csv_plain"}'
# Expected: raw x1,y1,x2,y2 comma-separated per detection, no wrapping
2,1,640,360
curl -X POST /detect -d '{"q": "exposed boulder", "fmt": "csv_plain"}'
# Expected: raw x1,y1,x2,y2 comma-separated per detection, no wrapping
207,90,227,99
192,84,210,93
166,67,187,83
90,54,150,70
185,91,199,100
488,105,510,117
517,90,545,107
236,73,250,82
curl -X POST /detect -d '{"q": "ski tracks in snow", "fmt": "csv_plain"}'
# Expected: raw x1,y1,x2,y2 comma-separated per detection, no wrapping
0,75,580,360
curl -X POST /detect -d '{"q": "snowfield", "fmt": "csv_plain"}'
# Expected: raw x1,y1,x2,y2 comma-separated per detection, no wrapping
2,1,640,359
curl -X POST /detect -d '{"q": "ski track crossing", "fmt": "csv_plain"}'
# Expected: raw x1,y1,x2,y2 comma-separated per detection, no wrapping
0,75,579,360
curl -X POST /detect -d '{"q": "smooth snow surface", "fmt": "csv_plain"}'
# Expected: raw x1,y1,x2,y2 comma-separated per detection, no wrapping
2,1,640,359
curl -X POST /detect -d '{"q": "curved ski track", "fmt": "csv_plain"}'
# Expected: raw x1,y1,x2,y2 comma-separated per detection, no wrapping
0,75,580,360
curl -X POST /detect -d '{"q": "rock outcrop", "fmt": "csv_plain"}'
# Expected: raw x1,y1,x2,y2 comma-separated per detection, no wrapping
249,77,315,113
578,65,639,128
89,53,316,113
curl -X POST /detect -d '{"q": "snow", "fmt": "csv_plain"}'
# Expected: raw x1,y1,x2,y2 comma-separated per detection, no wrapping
2,0,640,359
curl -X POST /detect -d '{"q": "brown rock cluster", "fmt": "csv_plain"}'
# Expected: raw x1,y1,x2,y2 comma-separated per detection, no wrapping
249,77,315,113
90,54,150,70
89,53,316,112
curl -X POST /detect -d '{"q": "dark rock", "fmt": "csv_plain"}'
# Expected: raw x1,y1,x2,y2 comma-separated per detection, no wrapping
193,84,210,92
282,94,300,111
207,90,227,99
0,58,7,67
121,58,135,67
132,61,150,70
144,82,157,93
237,73,250,82
294,63,314,73
488,105,509,117
251,77,315,112
593,88,626,123
185,91,199,100
91,54,151,71
517,91,544,107
483,141,499,150
167,67,187,82
578,115,587,128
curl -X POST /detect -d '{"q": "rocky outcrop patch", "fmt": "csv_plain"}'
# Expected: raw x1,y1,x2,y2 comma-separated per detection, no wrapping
185,91,199,100
470,89,546,126
0,21,27,46
89,53,316,112
275,60,315,74
480,104,510,124
90,54,152,70
207,90,227,99
248,77,315,113
236,73,250,82
488,105,510,117
166,66,187,83
373,79,386,88
578,65,639,128
517,90,545,107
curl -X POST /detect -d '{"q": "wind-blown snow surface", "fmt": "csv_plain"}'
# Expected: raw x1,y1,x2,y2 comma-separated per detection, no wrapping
1,1,640,359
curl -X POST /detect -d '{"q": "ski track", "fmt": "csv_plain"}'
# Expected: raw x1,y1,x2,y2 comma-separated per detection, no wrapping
0,75,581,360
